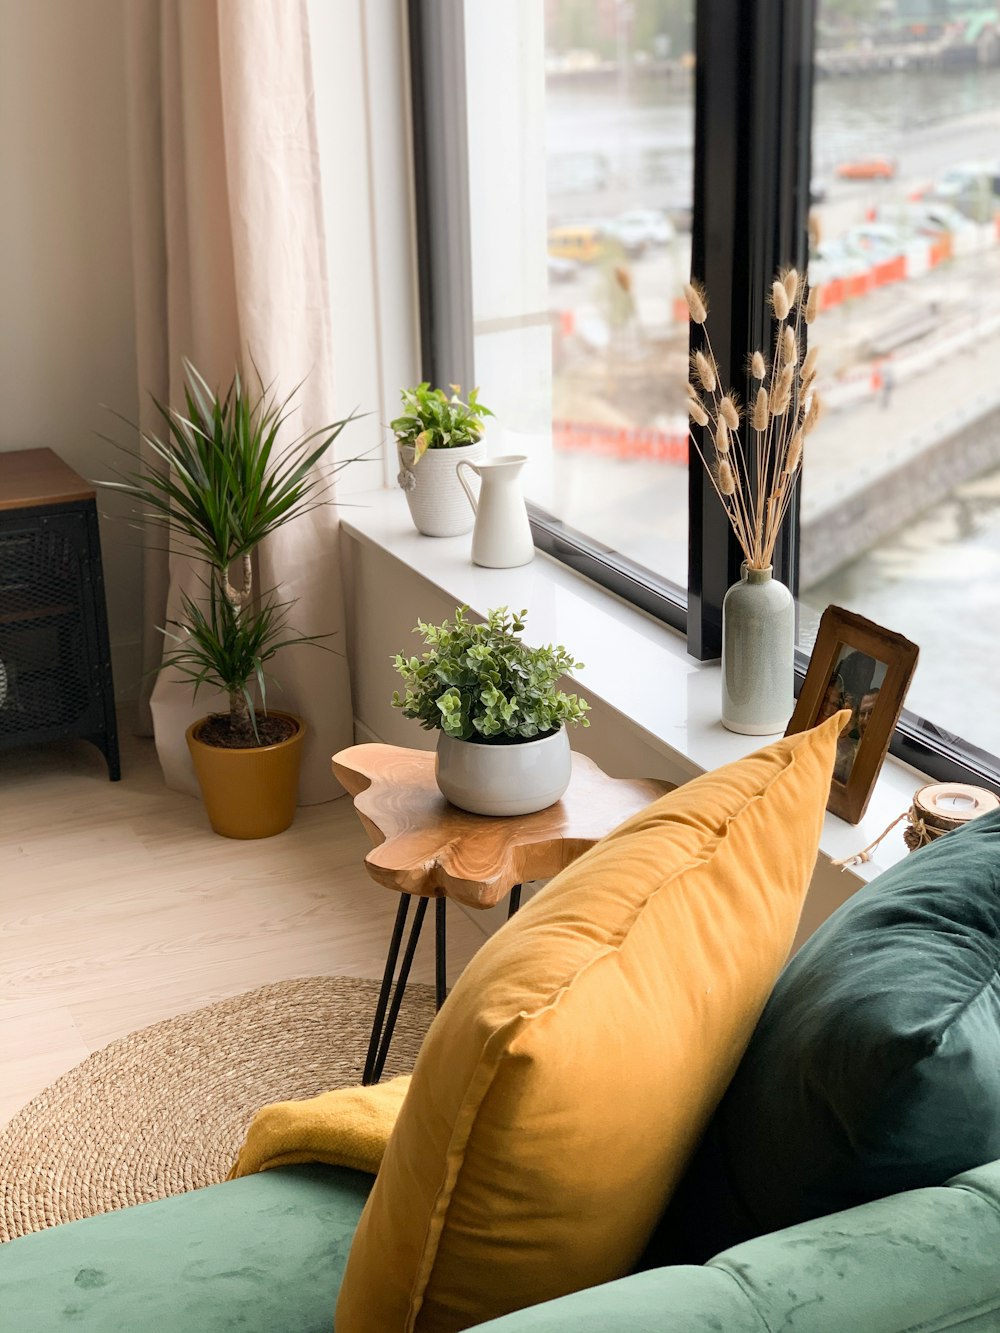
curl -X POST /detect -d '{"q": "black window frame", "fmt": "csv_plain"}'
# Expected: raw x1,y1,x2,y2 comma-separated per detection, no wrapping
406,0,999,793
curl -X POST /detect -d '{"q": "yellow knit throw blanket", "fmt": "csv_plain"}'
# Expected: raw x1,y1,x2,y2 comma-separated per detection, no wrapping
228,1075,411,1180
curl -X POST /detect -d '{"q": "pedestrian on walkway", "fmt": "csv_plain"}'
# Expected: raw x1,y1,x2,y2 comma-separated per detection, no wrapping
880,361,894,410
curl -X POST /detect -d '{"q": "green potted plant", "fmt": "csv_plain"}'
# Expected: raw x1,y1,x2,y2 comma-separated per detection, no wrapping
391,382,493,537
103,358,356,839
391,605,590,815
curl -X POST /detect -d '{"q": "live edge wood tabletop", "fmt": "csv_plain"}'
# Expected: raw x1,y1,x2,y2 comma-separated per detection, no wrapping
331,742,674,912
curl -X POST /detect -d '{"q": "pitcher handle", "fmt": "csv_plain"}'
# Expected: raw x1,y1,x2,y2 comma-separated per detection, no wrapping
456,459,480,514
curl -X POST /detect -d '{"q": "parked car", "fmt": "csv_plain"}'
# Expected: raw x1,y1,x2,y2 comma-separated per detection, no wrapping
548,254,579,284
836,156,897,181
922,163,1000,221
843,224,904,262
873,202,975,237
612,208,676,247
809,177,828,204
927,162,1000,200
601,215,649,258
808,238,873,286
547,225,604,264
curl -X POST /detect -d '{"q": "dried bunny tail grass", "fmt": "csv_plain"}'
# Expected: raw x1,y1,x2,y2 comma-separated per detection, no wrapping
720,395,740,430
693,350,717,393
770,364,794,414
752,387,770,432
771,280,790,322
784,432,803,474
805,285,820,325
781,325,798,365
716,459,737,496
750,350,767,381
686,378,702,401
781,268,800,304
689,398,709,427
803,392,822,434
801,344,819,381
715,417,731,454
684,281,708,324
808,210,822,250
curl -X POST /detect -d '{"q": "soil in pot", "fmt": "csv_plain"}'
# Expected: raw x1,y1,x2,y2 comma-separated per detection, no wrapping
196,712,297,748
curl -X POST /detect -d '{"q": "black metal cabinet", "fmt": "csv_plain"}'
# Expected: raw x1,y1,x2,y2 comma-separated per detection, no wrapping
0,450,120,780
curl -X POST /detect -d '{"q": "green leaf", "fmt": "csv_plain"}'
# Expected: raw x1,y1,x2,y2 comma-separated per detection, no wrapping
389,605,588,743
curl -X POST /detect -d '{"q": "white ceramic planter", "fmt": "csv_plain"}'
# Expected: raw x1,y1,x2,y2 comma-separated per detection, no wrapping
436,727,572,816
397,439,486,537
721,565,795,736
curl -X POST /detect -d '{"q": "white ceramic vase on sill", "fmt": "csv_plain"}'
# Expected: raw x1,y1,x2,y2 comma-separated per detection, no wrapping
721,565,794,736
397,439,487,537
435,727,572,816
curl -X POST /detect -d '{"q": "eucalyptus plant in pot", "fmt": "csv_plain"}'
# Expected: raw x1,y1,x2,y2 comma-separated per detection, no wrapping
391,606,590,816
102,359,357,839
392,382,493,537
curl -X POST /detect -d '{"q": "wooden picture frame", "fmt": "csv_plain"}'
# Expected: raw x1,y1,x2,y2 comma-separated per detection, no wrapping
785,606,919,824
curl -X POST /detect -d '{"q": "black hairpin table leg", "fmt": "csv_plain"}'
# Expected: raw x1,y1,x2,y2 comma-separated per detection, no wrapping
363,893,429,1085
435,897,447,1010
507,883,523,920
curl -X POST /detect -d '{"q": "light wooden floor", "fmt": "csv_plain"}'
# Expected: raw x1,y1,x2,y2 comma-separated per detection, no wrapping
0,727,492,1129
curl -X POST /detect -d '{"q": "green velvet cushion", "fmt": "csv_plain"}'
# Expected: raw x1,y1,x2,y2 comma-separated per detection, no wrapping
473,1160,1000,1332
653,808,1000,1262
0,1163,371,1331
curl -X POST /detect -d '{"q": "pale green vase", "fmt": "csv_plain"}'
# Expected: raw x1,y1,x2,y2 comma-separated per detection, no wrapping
721,565,794,736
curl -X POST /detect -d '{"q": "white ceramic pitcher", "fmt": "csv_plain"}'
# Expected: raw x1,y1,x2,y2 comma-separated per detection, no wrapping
456,454,534,569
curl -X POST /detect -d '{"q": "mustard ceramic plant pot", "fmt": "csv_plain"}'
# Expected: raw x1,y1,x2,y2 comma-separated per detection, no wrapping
186,710,305,839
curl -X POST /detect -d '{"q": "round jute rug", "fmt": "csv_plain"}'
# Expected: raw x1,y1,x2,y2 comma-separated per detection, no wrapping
0,975,436,1243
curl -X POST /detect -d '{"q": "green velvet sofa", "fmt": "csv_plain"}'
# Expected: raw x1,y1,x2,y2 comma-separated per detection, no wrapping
2,1155,999,1330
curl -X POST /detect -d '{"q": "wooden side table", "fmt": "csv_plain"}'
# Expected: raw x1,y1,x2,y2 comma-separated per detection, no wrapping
0,449,119,779
332,743,672,1083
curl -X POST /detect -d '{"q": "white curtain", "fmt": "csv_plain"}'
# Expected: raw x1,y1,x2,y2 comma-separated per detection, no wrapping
124,0,354,803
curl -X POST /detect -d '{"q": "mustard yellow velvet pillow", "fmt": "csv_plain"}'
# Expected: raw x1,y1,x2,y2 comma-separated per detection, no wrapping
336,712,845,1333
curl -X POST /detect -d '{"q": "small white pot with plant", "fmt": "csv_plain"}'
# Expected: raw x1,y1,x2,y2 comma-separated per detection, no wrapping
391,606,590,816
391,383,493,537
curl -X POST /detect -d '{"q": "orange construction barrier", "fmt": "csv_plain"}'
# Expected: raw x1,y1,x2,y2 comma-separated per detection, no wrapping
552,420,688,465
672,297,689,323
872,255,906,287
929,234,953,266
819,278,844,311
845,271,874,301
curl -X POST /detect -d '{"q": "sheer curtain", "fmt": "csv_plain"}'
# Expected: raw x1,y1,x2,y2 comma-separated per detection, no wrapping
123,0,354,803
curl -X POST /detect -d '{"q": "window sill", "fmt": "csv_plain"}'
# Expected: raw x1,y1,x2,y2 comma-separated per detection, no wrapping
342,489,931,884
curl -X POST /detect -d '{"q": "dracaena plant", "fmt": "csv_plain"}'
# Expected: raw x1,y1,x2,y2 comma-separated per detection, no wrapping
391,606,590,743
101,358,357,742
390,382,493,464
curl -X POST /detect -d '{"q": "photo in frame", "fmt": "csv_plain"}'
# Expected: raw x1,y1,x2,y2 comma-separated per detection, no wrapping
785,606,919,824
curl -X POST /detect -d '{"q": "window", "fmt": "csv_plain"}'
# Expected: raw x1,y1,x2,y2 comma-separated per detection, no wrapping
409,0,1000,787
803,5,1000,762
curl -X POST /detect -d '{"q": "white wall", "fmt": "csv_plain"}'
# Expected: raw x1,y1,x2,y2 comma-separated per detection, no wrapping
0,0,420,702
0,0,142,697
308,0,420,495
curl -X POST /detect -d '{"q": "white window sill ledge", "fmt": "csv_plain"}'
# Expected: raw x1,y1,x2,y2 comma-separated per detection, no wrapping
342,488,932,885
